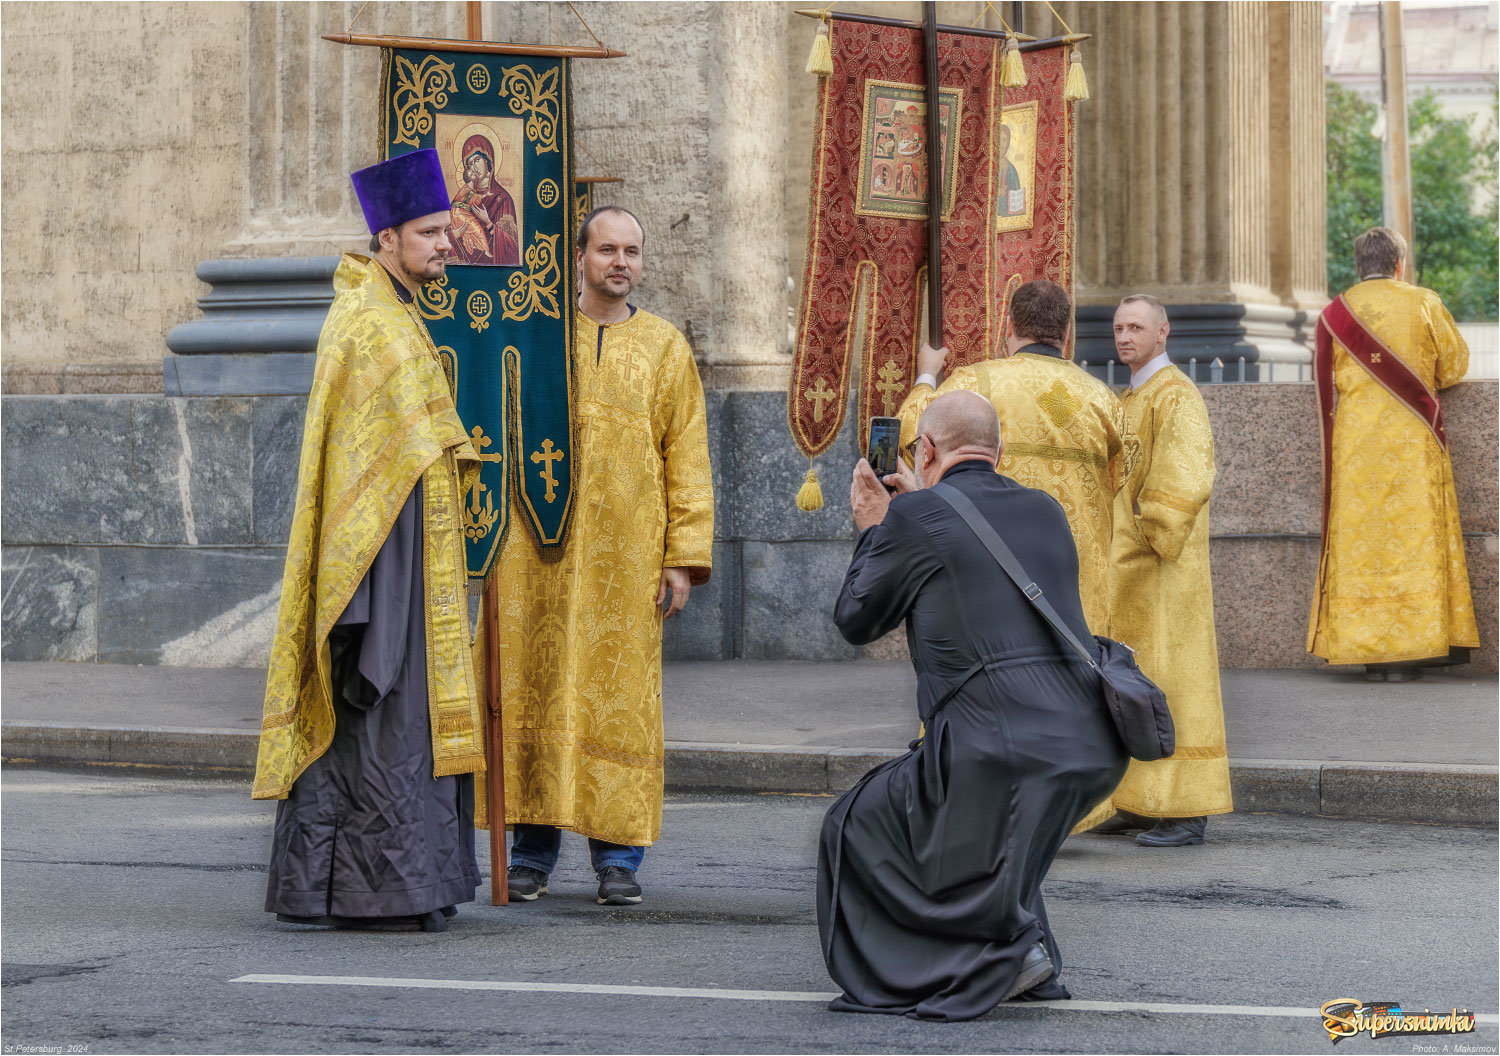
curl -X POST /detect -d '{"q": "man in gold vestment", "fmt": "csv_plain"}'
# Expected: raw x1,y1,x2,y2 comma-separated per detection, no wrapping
254,149,486,931
897,279,1130,633
1085,295,1232,847
498,207,714,907
1308,227,1477,681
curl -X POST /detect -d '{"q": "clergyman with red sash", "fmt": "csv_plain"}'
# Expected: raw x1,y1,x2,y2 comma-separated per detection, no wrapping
1307,226,1479,682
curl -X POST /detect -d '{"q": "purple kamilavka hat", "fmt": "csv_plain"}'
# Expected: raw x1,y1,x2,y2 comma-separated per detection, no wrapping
350,148,451,234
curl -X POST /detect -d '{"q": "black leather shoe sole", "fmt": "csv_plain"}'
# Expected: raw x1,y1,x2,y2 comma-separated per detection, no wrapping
597,889,643,906
1136,833,1204,847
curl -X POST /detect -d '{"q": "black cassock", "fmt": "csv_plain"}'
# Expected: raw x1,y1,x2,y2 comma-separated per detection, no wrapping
818,460,1128,1020
265,482,480,924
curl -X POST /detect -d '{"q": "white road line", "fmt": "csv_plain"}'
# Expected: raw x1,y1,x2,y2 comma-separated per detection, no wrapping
229,975,1499,1023
232,975,833,1002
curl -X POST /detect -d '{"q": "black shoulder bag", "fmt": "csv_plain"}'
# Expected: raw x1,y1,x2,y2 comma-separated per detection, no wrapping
931,482,1175,762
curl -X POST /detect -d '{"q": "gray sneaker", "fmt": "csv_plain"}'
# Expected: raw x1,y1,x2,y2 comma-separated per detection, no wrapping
596,866,642,906
506,864,549,901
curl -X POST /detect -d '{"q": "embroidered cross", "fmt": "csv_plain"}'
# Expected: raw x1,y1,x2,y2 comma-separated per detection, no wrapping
518,564,543,595
875,361,905,414
599,570,620,600
603,650,630,680
1369,352,1382,363
804,377,835,422
615,354,643,392
530,439,565,503
590,488,615,521
470,425,502,463
1038,379,1082,427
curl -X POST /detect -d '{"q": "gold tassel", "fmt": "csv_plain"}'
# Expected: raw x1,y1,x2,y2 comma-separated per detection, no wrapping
1001,36,1027,87
795,467,825,511
1064,46,1090,101
806,21,833,77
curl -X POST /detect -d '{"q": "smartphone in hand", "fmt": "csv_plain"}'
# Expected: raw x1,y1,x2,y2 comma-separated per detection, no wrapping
867,417,902,484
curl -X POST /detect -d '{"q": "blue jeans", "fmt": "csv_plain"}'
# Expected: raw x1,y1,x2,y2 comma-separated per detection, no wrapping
509,824,644,875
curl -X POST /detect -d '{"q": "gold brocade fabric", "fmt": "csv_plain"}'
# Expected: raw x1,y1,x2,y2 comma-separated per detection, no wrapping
252,255,484,800
1307,279,1477,664
897,353,1133,633
493,308,714,846
1083,366,1232,824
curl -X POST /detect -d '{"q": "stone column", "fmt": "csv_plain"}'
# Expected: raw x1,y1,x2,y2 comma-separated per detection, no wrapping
1273,0,1329,312
228,1,466,256
699,3,793,390
1043,1,1326,375
167,3,467,392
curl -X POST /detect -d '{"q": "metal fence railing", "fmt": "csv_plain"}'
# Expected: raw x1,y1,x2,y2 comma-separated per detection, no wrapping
1076,357,1311,386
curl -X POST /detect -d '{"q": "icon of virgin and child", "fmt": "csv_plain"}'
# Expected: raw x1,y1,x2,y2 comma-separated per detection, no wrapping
446,133,520,266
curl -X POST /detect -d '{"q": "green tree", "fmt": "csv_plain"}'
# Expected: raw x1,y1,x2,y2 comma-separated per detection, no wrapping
1325,81,1498,321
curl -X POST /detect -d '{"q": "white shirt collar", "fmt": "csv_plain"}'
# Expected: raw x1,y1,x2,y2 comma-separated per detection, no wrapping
1129,352,1172,390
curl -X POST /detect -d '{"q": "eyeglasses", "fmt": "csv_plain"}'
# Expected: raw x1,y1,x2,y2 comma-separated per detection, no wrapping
902,434,929,461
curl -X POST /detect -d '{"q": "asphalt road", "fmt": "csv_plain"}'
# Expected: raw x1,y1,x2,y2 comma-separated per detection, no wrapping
2,767,1496,1055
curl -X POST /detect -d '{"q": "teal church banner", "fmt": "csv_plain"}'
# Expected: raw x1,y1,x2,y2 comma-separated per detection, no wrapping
379,47,577,573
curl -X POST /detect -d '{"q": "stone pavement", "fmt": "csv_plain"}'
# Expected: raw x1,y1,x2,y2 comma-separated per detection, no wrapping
2,660,1495,826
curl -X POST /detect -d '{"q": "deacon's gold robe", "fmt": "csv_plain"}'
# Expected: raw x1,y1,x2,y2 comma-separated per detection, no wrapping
253,255,484,799
1087,365,1232,822
897,351,1132,632
1307,279,1477,664
494,308,714,846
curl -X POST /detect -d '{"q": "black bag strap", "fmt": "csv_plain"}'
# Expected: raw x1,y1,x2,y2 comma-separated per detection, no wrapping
930,482,1099,672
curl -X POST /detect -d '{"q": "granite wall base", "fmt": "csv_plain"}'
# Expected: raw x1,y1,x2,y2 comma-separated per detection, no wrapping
3,543,286,667
3,384,1494,670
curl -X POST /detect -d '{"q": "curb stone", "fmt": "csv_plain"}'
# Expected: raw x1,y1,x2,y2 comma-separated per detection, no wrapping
3,722,1495,827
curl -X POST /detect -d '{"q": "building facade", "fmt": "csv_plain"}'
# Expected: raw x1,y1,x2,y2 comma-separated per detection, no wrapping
2,2,1494,672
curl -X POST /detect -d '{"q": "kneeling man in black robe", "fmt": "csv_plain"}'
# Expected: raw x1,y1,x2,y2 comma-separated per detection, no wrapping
817,390,1128,1020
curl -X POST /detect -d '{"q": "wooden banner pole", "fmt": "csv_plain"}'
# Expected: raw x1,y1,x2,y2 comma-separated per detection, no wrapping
461,0,510,909
923,2,944,347
483,567,507,906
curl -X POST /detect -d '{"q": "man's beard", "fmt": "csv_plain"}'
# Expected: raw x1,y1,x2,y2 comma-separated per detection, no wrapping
587,271,635,301
397,242,447,285
412,257,446,282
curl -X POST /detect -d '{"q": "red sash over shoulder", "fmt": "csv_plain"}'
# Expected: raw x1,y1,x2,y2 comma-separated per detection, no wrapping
1314,293,1448,535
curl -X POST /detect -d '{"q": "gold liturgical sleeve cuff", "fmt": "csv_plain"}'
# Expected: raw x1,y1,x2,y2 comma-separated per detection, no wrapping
1136,489,1202,564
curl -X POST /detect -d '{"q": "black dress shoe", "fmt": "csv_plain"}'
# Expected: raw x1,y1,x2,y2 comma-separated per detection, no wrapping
1003,943,1054,1000
415,910,449,932
1365,663,1424,683
1089,811,1150,836
1135,817,1207,847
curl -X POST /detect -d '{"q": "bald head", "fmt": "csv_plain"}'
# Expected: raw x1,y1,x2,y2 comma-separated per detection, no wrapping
917,390,1000,457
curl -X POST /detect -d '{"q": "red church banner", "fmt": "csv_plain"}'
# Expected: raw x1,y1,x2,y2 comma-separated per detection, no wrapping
994,45,1076,359
790,20,1077,459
